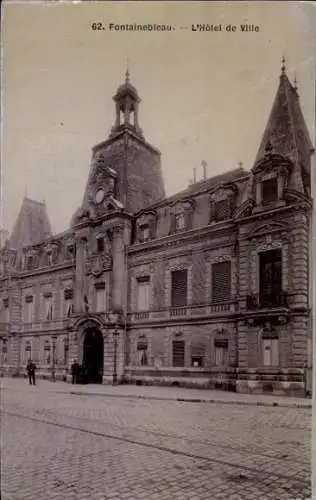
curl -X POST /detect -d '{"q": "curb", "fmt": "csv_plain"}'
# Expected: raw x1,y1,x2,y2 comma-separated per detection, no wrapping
66,391,312,409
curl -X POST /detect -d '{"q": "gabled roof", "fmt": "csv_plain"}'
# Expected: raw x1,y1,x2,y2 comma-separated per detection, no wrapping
9,197,52,249
255,68,314,175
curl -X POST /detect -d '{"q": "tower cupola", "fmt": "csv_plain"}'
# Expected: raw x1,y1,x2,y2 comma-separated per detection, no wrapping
110,70,143,137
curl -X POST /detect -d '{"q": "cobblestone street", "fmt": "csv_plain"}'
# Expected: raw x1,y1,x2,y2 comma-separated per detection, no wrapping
1,378,311,500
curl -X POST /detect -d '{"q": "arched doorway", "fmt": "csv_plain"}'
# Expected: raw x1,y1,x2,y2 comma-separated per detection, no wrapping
82,327,104,384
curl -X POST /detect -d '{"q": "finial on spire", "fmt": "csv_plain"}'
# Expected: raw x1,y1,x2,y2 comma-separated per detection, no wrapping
125,57,130,83
294,73,298,91
281,55,286,74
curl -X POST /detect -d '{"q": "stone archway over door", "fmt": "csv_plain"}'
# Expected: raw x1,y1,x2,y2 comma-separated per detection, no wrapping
83,327,104,383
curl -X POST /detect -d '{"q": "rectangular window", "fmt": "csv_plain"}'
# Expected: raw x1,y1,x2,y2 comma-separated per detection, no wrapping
137,277,150,311
137,342,148,366
172,340,185,367
3,298,9,322
25,255,34,270
175,213,185,231
171,270,188,307
97,237,104,253
214,339,229,366
42,294,53,321
259,249,282,306
64,289,74,317
95,283,106,312
139,224,150,242
191,356,203,367
24,295,34,323
214,199,231,221
262,178,278,204
211,261,231,302
262,338,279,366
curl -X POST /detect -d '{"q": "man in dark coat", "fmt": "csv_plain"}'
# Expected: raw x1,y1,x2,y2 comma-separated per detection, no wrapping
71,360,79,384
26,359,36,385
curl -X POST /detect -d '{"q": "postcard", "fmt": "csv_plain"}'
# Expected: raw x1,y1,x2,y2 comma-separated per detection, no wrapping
1,2,315,499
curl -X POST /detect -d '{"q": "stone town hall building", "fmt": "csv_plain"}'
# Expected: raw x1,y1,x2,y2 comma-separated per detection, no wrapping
0,63,314,396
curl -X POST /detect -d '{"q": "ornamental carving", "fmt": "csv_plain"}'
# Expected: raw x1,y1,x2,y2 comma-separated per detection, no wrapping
86,254,112,277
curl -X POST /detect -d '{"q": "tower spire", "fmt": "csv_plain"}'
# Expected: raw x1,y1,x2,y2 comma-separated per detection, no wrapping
281,55,286,75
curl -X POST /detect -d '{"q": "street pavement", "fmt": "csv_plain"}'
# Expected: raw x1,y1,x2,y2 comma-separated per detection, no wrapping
1,378,312,500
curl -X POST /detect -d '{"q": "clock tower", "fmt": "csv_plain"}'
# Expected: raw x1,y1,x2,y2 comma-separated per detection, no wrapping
76,70,165,221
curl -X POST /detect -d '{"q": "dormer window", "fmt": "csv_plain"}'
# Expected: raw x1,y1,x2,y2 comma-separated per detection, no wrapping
67,244,75,259
25,255,34,270
214,199,231,221
262,178,278,204
139,224,150,242
136,213,157,243
175,213,186,231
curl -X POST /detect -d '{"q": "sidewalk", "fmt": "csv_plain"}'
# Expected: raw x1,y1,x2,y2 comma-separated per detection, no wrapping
1,377,311,408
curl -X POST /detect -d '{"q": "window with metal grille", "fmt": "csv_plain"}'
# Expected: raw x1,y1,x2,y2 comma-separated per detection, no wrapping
171,270,188,307
259,249,282,305
214,199,231,221
211,261,231,302
262,178,278,204
172,340,185,367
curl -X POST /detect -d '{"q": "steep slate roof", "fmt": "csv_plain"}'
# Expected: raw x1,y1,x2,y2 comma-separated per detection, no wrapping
139,167,249,213
9,197,52,249
255,68,314,175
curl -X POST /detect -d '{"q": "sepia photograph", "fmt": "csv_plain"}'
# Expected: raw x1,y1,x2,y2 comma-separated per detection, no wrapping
0,1,315,499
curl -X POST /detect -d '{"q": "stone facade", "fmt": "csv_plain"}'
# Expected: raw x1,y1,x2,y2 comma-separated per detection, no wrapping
0,66,314,395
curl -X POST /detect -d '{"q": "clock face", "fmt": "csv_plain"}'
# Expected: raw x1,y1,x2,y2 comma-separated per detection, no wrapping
95,188,105,204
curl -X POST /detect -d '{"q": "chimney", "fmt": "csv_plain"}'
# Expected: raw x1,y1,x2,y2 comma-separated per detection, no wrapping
201,160,207,180
193,167,196,184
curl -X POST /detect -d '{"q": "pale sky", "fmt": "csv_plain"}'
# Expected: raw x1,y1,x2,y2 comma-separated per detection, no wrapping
2,1,315,235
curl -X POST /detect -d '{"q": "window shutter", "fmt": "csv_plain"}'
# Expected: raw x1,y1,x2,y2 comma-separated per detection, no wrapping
171,270,188,307
211,262,231,302
172,340,185,367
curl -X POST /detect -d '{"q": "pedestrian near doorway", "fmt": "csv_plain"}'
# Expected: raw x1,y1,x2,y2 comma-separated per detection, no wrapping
71,359,79,384
26,359,36,385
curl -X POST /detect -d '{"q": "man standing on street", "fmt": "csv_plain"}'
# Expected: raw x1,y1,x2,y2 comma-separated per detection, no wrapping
26,359,36,385
71,359,79,384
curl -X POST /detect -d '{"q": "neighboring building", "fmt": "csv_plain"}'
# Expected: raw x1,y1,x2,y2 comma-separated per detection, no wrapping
0,64,314,395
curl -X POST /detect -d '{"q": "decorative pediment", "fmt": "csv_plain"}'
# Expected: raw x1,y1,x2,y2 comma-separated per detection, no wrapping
210,183,237,201
249,222,288,239
253,152,293,176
